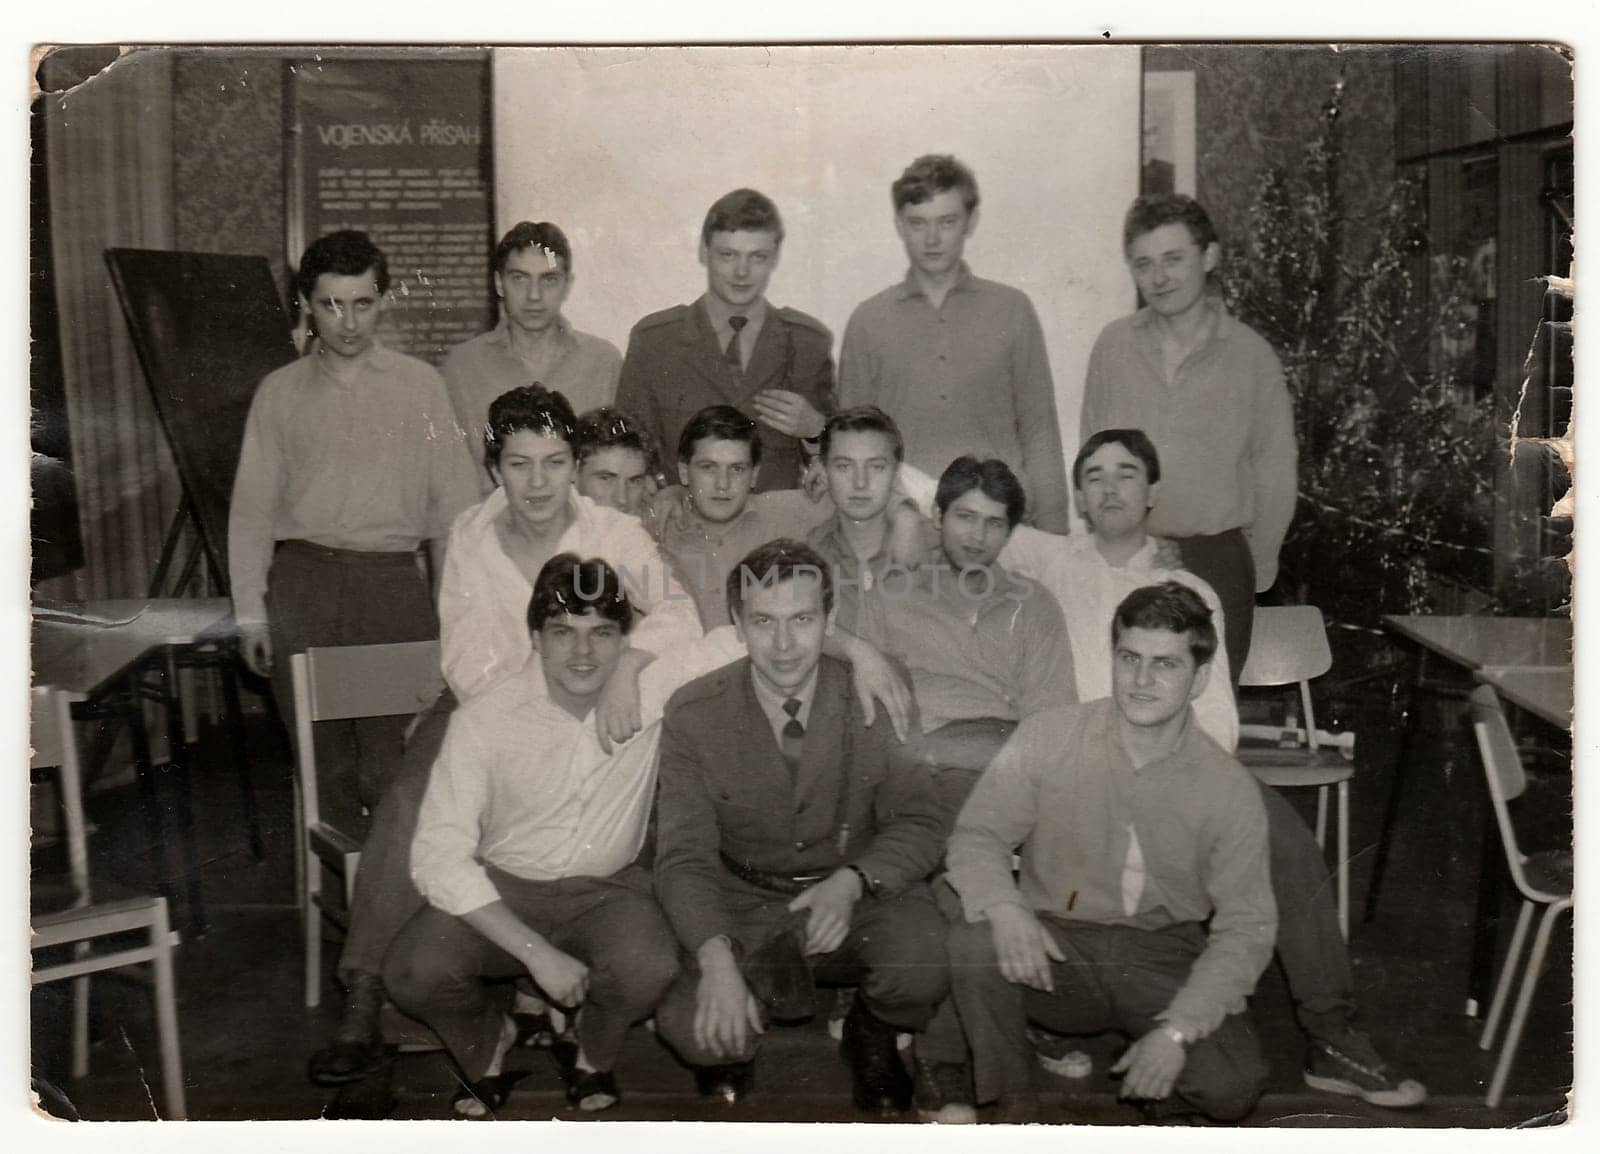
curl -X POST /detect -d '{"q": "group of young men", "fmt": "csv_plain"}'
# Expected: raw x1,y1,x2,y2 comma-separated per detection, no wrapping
229,153,1425,1123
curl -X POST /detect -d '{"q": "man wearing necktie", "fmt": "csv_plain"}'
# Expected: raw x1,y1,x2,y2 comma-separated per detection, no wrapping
652,540,948,1117
617,189,836,491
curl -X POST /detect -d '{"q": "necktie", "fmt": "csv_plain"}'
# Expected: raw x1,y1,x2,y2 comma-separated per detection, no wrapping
781,697,805,768
725,315,748,369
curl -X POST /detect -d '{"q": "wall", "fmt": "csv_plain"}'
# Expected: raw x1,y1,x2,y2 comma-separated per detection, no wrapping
494,45,1143,461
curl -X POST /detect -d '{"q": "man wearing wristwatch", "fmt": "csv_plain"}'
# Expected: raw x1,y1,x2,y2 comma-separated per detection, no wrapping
651,540,949,1117
943,582,1276,1123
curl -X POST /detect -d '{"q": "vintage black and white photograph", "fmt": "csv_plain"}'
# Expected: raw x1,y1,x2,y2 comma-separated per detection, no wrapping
20,34,1577,1136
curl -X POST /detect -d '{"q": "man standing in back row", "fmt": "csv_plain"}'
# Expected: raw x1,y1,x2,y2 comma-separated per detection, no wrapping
1080,194,1298,676
617,189,835,492
838,154,1071,533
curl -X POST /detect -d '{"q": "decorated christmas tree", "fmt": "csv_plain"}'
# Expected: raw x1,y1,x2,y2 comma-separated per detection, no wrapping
1214,74,1498,642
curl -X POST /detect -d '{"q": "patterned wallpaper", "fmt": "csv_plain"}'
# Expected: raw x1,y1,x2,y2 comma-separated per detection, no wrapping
1144,45,1397,256
172,52,289,299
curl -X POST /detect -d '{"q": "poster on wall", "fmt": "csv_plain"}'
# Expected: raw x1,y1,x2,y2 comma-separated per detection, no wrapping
286,52,494,365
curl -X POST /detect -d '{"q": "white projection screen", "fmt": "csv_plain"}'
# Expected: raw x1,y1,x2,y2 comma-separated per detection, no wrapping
492,45,1141,464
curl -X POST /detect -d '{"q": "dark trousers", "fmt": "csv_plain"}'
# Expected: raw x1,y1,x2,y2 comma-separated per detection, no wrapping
266,539,438,837
336,689,455,980
948,917,1268,1120
655,883,949,1067
1169,528,1256,684
912,717,1021,831
1261,781,1354,1031
383,865,679,1081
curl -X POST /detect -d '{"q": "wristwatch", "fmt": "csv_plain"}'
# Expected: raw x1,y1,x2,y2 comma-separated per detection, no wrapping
845,864,876,898
1159,1024,1190,1048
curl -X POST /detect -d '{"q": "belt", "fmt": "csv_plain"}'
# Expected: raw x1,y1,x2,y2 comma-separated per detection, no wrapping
719,851,829,896
277,539,424,565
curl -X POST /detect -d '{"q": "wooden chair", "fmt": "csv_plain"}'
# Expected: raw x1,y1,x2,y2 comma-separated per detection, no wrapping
30,686,187,1119
292,641,443,1008
1468,685,1573,1108
1235,605,1356,940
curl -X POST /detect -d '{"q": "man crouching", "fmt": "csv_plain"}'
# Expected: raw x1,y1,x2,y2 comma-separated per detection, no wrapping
651,539,949,1116
944,582,1276,1123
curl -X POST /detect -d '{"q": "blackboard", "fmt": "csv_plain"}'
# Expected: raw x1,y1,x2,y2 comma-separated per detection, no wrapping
105,249,299,590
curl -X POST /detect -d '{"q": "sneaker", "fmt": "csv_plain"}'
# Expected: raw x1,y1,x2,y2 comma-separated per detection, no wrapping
1304,1028,1428,1108
913,1057,976,1124
1028,1023,1091,1078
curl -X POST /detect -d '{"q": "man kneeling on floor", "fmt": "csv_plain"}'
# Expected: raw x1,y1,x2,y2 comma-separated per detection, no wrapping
944,582,1277,1123
384,553,744,1117
652,539,950,1115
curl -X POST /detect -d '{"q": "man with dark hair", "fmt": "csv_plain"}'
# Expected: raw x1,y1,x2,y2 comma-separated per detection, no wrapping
573,407,654,517
655,404,832,631
944,582,1276,1124
1081,193,1298,675
384,554,746,1117
442,221,623,458
652,540,948,1116
229,228,479,836
899,428,1426,1110
617,189,835,492
838,154,1070,532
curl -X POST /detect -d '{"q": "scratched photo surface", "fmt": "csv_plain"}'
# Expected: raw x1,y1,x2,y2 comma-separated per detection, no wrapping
27,42,1573,1129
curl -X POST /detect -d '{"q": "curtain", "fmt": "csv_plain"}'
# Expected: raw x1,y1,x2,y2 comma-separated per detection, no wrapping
41,48,181,601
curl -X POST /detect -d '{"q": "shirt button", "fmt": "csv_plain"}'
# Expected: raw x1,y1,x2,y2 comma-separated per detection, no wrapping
794,841,806,851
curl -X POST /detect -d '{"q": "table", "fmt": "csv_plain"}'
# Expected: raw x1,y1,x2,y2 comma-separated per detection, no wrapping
1475,666,1573,729
1368,615,1572,1017
33,598,244,934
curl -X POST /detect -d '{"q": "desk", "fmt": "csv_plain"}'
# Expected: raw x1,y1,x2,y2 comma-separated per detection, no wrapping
1368,615,1571,1017
1476,667,1573,730
33,598,243,934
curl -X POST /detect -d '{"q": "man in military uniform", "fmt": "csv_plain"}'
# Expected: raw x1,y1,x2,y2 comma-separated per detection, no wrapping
652,540,948,1116
616,189,835,491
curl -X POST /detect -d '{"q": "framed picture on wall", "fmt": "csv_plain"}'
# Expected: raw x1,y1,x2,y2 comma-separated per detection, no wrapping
1142,69,1196,196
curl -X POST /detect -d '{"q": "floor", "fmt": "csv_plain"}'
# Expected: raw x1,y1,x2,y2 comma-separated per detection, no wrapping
29,669,1574,1128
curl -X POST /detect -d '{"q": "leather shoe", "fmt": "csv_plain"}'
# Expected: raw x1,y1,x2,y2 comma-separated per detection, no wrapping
840,995,912,1115
694,1060,755,1104
308,970,388,1086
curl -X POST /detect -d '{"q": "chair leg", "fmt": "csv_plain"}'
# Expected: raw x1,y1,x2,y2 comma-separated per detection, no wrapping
150,899,187,1120
1314,785,1329,849
1336,780,1350,942
1486,899,1571,1108
70,969,90,1080
305,851,322,1008
1480,901,1534,1052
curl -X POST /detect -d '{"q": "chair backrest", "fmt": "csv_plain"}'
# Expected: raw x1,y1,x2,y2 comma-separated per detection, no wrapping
1468,684,1538,895
30,686,91,901
1238,606,1333,687
290,641,444,834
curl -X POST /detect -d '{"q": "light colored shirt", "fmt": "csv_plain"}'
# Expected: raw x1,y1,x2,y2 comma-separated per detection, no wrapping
441,315,623,474
438,487,703,700
656,489,830,631
702,293,768,370
1080,300,1298,590
882,562,1078,733
227,342,480,626
838,264,1071,533
412,626,746,916
947,697,1276,1043
749,666,818,745
996,529,1238,750
805,516,900,655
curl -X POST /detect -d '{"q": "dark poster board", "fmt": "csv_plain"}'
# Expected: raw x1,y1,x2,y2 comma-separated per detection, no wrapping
105,249,299,589
287,54,494,366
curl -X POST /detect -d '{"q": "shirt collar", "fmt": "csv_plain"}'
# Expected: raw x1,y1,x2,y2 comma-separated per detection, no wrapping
700,292,768,335
487,312,576,353
308,338,391,381
750,662,819,724
1131,293,1235,341
811,515,892,571
896,261,976,302
1105,695,1203,775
